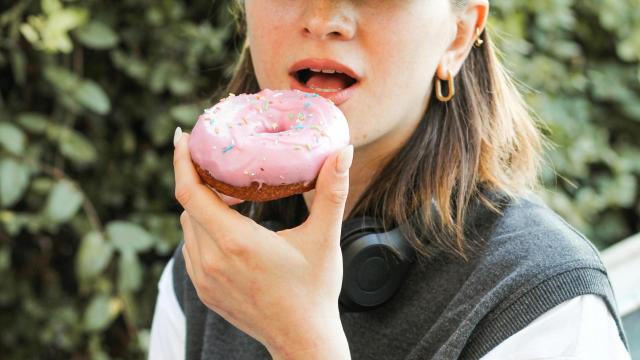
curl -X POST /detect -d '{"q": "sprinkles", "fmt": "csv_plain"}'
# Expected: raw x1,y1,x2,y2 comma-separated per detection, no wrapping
222,144,234,153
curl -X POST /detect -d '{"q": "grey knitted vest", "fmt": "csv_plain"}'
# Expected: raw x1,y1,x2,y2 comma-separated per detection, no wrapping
171,194,628,359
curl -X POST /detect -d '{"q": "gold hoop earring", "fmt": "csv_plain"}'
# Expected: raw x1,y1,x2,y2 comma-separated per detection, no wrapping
435,70,455,102
474,28,484,48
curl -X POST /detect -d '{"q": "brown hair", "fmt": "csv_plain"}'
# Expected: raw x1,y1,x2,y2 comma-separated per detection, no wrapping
216,1,545,261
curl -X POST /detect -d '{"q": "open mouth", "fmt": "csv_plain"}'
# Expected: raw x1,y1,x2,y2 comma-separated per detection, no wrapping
292,68,358,93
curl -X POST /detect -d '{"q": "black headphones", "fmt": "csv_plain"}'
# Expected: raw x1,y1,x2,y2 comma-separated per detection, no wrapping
261,215,417,313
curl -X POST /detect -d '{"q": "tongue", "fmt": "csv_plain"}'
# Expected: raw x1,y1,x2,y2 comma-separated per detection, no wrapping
306,73,351,90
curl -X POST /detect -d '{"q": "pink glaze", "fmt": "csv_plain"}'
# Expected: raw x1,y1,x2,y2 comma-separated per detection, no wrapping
188,89,350,190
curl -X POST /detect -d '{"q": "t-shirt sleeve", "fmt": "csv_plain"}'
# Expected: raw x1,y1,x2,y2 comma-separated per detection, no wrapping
480,294,630,360
148,259,187,360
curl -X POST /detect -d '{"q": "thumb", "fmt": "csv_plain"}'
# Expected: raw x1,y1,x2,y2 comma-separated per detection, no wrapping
306,144,354,241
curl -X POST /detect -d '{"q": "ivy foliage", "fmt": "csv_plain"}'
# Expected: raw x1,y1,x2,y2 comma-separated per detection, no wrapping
0,0,638,358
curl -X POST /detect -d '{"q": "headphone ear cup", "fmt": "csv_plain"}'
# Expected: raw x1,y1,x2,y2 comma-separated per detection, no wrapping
261,217,416,313
339,219,416,312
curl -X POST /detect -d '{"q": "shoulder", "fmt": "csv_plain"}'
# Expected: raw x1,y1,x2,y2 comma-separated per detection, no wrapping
459,192,628,358
481,192,605,272
472,192,616,320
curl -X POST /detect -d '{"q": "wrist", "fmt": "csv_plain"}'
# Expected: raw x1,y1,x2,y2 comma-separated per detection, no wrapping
267,310,350,360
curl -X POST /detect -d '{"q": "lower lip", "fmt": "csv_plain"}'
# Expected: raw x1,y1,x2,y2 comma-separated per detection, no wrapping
288,75,360,106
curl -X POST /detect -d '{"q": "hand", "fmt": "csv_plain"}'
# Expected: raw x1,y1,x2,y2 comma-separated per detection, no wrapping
209,187,245,206
173,129,353,359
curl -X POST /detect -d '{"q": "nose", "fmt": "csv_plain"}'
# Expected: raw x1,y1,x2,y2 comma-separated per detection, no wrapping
302,1,356,41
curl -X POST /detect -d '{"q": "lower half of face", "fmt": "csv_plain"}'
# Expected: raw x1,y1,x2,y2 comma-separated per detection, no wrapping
246,0,453,151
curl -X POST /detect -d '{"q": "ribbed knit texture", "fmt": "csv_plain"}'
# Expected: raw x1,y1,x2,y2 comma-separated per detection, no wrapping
172,195,628,359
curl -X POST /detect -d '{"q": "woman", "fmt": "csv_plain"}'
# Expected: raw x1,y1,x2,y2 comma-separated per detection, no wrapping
150,0,630,358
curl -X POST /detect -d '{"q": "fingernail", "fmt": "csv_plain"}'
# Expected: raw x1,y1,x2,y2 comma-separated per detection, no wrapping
173,127,183,147
336,145,353,175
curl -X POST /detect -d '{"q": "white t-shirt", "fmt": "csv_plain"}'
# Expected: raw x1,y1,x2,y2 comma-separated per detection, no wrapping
148,259,630,359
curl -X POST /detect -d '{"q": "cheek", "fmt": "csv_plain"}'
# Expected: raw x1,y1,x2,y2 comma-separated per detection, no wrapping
246,3,295,89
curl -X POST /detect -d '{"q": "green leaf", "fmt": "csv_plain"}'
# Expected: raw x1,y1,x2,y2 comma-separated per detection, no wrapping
75,21,119,50
0,122,26,155
107,221,154,253
168,76,193,96
72,80,111,115
17,113,49,134
44,179,83,223
110,51,148,80
0,159,30,208
83,294,120,332
20,23,40,43
43,65,79,92
76,231,114,281
42,0,62,15
148,61,170,93
47,8,89,33
118,250,142,293
170,104,200,126
148,113,176,146
59,129,98,165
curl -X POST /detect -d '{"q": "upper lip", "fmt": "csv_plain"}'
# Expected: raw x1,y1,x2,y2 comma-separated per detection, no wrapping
288,58,362,82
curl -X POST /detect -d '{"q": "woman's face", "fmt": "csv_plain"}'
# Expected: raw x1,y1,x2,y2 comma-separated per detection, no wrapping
245,0,458,151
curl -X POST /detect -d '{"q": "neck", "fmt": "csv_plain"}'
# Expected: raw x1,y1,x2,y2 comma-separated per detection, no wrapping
303,116,421,221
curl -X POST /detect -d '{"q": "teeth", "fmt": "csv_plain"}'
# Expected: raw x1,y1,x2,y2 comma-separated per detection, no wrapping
308,68,343,74
308,85,343,92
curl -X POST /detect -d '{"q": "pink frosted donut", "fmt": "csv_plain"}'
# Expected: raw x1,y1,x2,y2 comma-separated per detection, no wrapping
188,88,350,202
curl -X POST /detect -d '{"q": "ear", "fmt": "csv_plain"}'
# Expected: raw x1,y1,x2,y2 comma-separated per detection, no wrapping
437,0,489,79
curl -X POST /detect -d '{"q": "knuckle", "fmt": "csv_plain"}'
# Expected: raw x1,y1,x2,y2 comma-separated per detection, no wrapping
175,185,192,206
218,236,247,258
181,247,190,268
201,254,221,276
172,151,182,169
327,188,349,205
179,211,189,227
194,286,216,307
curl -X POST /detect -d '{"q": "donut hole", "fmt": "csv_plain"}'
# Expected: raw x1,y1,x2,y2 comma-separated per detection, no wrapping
257,120,294,134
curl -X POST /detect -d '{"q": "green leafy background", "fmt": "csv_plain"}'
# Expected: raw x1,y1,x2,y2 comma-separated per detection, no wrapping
1,0,638,358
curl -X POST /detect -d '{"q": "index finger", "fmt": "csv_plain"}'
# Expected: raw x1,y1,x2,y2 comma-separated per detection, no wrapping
173,131,245,234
